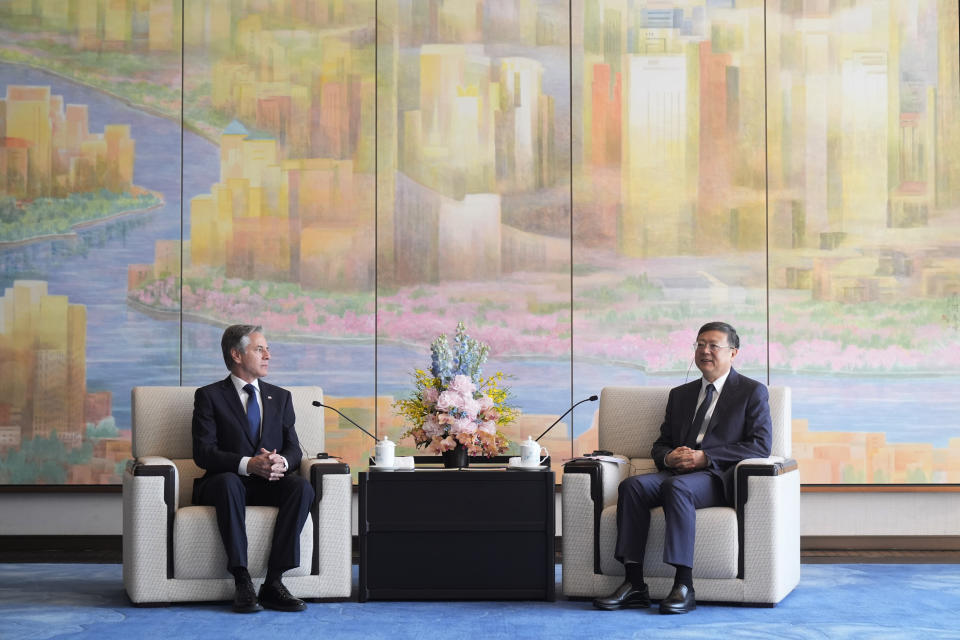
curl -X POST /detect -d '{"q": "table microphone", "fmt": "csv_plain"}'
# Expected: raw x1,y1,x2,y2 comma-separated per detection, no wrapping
313,400,379,442
534,395,598,442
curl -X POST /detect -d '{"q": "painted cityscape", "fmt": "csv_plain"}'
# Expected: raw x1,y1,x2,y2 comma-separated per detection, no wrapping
0,0,958,485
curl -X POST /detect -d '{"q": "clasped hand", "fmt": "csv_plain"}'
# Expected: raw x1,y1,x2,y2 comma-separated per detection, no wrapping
249,448,286,481
666,446,707,472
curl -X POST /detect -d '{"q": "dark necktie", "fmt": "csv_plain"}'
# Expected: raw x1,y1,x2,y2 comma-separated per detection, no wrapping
243,383,260,442
690,383,715,448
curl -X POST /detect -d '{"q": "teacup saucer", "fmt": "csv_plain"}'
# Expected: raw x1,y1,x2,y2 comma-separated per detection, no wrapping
369,464,415,471
507,461,546,471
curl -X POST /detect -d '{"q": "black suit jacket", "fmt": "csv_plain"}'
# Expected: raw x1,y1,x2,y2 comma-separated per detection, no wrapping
192,376,304,491
651,368,772,504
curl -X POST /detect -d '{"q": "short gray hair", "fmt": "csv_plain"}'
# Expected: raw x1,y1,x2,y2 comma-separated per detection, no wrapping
221,324,263,370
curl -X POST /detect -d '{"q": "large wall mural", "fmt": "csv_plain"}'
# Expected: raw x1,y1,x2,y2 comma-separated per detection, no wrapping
0,0,957,485
375,0,574,455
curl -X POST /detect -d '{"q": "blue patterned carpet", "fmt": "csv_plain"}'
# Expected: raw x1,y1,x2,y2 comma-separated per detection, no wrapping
2,563,958,640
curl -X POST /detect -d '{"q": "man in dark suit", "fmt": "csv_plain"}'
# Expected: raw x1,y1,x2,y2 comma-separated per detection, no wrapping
593,321,772,614
193,324,314,613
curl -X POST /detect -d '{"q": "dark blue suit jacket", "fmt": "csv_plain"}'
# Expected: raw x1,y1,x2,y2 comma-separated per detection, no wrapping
651,368,772,504
192,376,303,494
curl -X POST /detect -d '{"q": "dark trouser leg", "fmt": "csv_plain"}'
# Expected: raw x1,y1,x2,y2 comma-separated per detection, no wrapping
246,473,315,574
660,471,725,569
195,472,249,571
614,471,671,566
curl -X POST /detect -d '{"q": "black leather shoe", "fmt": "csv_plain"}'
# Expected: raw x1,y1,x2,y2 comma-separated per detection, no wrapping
592,581,651,610
659,583,696,614
232,577,263,613
258,581,306,612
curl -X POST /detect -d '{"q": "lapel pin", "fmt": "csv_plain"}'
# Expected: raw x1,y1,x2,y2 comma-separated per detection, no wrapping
267,396,272,400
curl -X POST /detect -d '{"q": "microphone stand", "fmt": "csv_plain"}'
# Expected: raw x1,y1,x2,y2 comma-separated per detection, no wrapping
534,395,598,442
313,400,379,442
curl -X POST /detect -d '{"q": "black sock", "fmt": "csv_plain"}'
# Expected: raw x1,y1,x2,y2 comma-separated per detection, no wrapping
265,569,284,586
625,562,645,588
230,566,251,585
672,564,693,589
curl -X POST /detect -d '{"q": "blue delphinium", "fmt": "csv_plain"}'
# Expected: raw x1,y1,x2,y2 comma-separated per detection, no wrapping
430,322,490,386
430,332,455,383
452,321,489,383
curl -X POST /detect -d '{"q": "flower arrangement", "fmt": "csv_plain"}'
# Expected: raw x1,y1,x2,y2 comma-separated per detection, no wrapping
396,322,518,457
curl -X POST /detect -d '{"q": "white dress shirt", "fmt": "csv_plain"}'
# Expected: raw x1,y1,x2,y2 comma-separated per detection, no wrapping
664,371,731,468
693,370,730,444
230,375,287,476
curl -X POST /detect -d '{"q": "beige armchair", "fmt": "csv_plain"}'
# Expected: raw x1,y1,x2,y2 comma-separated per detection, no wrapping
562,386,799,605
123,386,352,604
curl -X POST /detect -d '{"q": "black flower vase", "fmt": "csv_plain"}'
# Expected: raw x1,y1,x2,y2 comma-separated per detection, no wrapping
442,443,469,468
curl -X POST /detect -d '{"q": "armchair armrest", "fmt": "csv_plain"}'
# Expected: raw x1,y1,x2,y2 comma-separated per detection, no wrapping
300,456,351,577
124,456,178,582
131,455,179,508
301,456,351,502
734,457,798,507
734,457,799,580
562,456,630,575
563,456,630,508
737,455,787,467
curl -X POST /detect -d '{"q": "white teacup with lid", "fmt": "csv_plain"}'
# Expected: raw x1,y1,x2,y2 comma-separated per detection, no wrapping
519,436,548,466
374,435,396,467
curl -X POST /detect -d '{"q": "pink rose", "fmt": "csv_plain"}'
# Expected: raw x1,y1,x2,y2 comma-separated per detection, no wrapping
479,420,496,434
451,417,476,435
448,375,476,397
461,396,480,420
481,408,500,422
478,395,495,412
436,390,460,412
423,414,442,437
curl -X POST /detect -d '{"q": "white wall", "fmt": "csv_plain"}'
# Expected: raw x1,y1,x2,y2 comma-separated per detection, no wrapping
799,492,960,537
3,491,959,537
0,493,122,535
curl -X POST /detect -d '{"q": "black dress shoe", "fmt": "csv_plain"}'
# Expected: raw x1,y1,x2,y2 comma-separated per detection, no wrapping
593,581,651,610
659,583,696,614
258,581,306,612
233,577,263,613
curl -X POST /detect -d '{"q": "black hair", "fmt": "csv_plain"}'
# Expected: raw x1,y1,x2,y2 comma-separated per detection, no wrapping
697,321,740,349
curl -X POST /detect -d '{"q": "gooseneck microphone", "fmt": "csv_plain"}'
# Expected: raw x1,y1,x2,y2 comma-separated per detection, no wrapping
535,395,599,442
312,400,378,442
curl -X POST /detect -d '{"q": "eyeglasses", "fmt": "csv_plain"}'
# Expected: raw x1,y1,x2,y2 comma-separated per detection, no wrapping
693,342,734,353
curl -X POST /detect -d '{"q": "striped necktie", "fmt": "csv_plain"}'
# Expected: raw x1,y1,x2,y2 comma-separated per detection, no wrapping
691,383,715,448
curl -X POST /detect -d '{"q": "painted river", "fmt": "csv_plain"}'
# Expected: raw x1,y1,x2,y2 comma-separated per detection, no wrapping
0,63,956,449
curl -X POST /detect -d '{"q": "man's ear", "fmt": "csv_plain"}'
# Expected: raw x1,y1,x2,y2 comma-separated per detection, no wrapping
230,348,242,364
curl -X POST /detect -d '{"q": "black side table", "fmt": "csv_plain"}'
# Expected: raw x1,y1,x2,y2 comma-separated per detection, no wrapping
358,469,555,601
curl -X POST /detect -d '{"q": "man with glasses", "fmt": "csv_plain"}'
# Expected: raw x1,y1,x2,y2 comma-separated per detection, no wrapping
593,321,772,614
192,324,313,613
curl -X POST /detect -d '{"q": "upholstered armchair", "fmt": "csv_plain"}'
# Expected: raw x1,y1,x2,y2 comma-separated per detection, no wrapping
562,386,799,605
123,386,352,604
